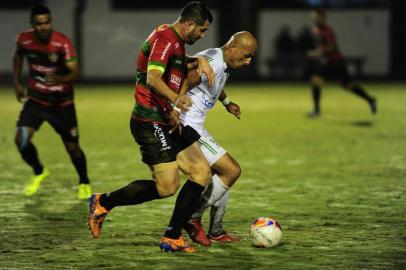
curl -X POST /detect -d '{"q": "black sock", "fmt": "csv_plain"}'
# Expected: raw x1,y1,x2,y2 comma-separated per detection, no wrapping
164,180,205,239
312,85,321,113
99,180,160,211
70,150,89,184
350,84,373,102
19,143,43,175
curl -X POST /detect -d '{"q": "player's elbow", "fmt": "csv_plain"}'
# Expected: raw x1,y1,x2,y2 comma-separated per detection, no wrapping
187,70,201,89
71,69,80,82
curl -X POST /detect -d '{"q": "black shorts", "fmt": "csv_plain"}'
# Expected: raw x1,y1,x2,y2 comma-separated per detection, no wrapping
306,59,351,86
130,117,200,166
16,99,79,142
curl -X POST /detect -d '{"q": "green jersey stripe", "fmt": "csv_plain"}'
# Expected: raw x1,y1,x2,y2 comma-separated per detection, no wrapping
198,138,217,155
133,103,165,122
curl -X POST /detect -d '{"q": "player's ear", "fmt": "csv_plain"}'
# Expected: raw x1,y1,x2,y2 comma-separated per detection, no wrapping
185,21,196,32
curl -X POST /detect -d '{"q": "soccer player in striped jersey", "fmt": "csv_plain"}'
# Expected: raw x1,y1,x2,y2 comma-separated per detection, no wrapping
178,32,257,246
306,8,377,117
13,4,92,199
88,1,216,253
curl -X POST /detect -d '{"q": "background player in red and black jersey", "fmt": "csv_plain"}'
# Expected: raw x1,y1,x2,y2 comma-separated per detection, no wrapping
13,4,92,199
306,8,377,117
88,1,215,253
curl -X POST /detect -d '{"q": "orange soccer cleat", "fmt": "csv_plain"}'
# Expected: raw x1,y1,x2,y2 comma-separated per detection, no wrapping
159,236,196,253
88,193,109,238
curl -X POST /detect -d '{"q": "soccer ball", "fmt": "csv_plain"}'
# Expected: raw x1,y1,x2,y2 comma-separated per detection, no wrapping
250,217,282,248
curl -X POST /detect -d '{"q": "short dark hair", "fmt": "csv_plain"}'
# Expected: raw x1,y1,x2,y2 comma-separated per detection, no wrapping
30,4,51,21
314,8,326,18
179,1,213,26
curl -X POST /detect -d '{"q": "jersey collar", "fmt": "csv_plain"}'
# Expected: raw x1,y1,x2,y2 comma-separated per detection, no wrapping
169,25,185,45
34,29,54,44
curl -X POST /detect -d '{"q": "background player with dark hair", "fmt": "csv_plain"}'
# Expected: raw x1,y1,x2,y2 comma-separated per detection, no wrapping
13,4,92,199
307,8,377,117
88,1,215,253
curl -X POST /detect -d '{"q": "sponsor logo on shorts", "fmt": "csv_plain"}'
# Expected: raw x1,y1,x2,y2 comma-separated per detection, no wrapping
48,52,59,63
153,123,171,151
70,127,78,137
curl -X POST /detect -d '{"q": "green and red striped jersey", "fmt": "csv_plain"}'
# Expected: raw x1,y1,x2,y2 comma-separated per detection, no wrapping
313,24,342,63
16,29,77,106
133,24,187,124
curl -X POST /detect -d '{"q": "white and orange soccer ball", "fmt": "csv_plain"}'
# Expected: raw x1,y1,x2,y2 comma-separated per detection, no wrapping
250,217,282,248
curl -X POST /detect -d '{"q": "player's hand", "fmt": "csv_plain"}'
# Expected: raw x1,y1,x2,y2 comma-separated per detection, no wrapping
307,49,321,58
14,82,26,103
169,109,182,134
226,102,241,119
44,72,61,85
197,57,215,88
175,95,192,112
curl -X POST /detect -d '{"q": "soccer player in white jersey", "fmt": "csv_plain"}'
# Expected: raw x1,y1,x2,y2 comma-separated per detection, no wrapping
178,31,257,246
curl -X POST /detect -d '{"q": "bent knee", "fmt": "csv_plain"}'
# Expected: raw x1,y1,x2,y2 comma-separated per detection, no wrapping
190,164,212,185
222,163,241,187
156,181,180,198
230,163,242,182
65,144,82,158
14,127,30,150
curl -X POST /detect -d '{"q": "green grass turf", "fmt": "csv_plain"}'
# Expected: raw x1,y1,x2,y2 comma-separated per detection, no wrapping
0,83,405,270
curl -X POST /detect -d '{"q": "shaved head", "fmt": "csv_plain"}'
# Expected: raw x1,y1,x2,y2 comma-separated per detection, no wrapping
224,31,257,69
227,31,257,51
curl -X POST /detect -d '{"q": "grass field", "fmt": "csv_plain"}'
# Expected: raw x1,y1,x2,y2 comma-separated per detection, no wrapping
0,83,405,270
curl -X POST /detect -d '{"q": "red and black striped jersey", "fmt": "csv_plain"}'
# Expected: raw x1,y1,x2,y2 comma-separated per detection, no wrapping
16,29,77,106
133,24,187,124
313,24,342,63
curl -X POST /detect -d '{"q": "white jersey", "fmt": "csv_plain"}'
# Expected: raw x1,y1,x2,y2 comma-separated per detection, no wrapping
180,48,229,136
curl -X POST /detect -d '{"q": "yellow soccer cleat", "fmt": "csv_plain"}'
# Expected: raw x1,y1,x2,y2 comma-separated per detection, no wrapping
25,168,50,196
78,183,92,200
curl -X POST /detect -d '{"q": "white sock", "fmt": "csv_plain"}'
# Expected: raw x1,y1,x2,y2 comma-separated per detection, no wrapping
210,191,228,235
207,174,228,207
190,174,228,220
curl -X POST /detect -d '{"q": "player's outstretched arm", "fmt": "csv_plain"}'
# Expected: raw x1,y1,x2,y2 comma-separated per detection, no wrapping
12,49,26,102
219,90,241,119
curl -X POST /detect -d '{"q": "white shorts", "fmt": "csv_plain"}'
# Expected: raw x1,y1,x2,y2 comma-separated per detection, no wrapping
197,134,227,166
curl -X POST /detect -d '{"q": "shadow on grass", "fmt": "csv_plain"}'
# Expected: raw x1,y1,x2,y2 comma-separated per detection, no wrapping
23,196,88,250
350,120,374,127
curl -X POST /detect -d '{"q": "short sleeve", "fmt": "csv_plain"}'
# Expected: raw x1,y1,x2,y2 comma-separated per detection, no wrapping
196,53,219,84
147,38,174,74
62,37,77,62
